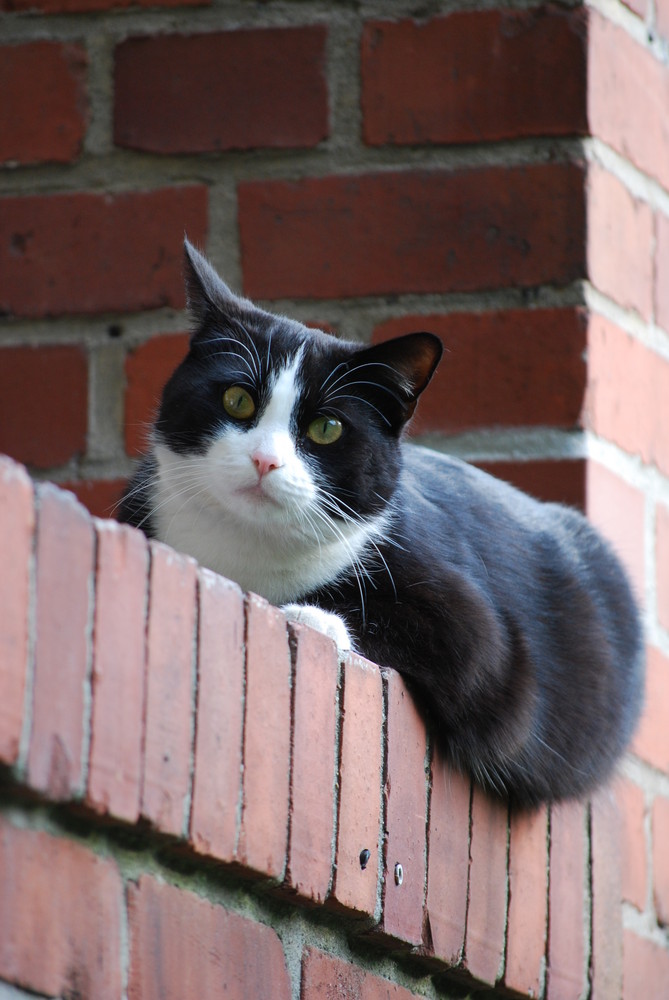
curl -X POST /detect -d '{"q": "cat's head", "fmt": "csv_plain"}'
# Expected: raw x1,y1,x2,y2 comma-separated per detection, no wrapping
152,240,442,539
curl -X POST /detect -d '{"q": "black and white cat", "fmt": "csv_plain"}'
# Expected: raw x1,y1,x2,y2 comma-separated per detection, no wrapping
119,240,644,807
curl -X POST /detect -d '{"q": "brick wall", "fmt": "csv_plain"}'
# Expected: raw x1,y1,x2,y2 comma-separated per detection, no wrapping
1,0,669,996
0,454,648,998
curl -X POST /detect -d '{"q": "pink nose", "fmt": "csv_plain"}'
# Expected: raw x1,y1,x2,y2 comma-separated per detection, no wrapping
251,451,282,479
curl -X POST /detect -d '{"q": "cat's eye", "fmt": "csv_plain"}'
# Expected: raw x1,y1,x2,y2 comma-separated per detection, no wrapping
307,415,343,445
222,386,256,420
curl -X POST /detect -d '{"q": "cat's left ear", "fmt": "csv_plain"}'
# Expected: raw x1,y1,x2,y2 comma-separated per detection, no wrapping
354,332,443,429
183,238,241,331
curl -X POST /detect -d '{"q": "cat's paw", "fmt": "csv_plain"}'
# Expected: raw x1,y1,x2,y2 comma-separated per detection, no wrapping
281,603,352,656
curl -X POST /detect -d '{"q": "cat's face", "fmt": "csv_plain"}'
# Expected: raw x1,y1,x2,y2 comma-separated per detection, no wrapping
151,242,442,566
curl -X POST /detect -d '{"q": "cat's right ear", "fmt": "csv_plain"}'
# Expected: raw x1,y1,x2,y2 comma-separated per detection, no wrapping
183,238,238,332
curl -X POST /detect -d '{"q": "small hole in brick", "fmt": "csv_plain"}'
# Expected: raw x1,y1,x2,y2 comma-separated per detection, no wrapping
394,862,403,886
359,848,370,871
107,324,123,339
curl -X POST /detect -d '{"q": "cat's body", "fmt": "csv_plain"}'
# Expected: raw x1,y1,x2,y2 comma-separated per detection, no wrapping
119,241,644,807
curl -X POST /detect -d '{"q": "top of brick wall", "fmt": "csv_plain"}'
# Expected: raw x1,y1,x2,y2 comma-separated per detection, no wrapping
0,452,634,997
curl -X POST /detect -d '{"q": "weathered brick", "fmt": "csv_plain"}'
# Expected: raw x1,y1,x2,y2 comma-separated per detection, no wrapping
463,787,508,986
475,459,585,509
115,27,328,154
505,805,549,997
189,570,244,862
328,654,383,918
377,670,428,948
64,477,126,519
632,647,669,773
591,789,623,1000
658,0,669,40
288,624,338,904
616,777,647,910
237,594,291,880
128,875,291,1000
28,485,94,800
656,211,669,338
0,457,33,766
425,754,470,966
239,164,586,300
585,311,669,477
546,800,588,1000
657,503,669,633
0,187,207,318
652,794,669,925
301,947,422,999
0,345,87,469
585,460,645,604
362,9,587,146
589,12,669,190
587,165,653,320
124,333,190,456
0,42,87,166
141,542,197,837
0,820,122,999
623,930,669,998
87,520,148,822
375,308,587,434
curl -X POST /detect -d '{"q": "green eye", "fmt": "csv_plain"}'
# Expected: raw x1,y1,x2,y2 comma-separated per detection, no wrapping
307,415,343,445
223,385,256,420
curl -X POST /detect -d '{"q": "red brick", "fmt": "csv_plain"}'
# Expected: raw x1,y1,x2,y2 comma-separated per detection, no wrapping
652,795,669,925
0,345,87,469
4,0,206,9
237,594,291,879
63,477,126,518
589,12,669,190
115,27,327,154
0,187,207,318
591,788,623,1000
0,456,33,766
328,654,383,918
475,459,586,509
288,624,338,904
0,42,87,166
463,787,508,986
301,947,421,1000
616,777,647,910
659,0,669,40
585,316,669,477
141,542,197,837
28,485,94,799
377,670,428,947
425,755,470,966
375,308,587,434
239,164,586,300
655,213,669,335
623,0,647,17
505,805,549,997
87,520,148,822
585,461,645,604
124,333,190,456
622,930,669,998
0,819,122,999
362,9,586,147
632,647,669,773
587,165,653,320
189,570,244,862
128,875,291,1000
657,503,669,633
546,800,588,1000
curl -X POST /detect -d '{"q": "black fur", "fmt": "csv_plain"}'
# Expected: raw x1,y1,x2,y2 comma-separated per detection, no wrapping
119,241,644,807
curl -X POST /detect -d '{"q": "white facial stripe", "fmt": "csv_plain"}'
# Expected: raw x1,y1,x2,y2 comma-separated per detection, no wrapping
247,351,303,463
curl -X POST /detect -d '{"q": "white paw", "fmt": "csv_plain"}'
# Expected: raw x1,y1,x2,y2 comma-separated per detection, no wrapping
281,603,352,655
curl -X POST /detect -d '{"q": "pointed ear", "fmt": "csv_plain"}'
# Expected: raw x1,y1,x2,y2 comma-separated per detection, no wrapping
183,238,239,330
355,332,443,428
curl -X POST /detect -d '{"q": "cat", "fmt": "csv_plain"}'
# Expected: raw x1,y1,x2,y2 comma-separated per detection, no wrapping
119,239,644,808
